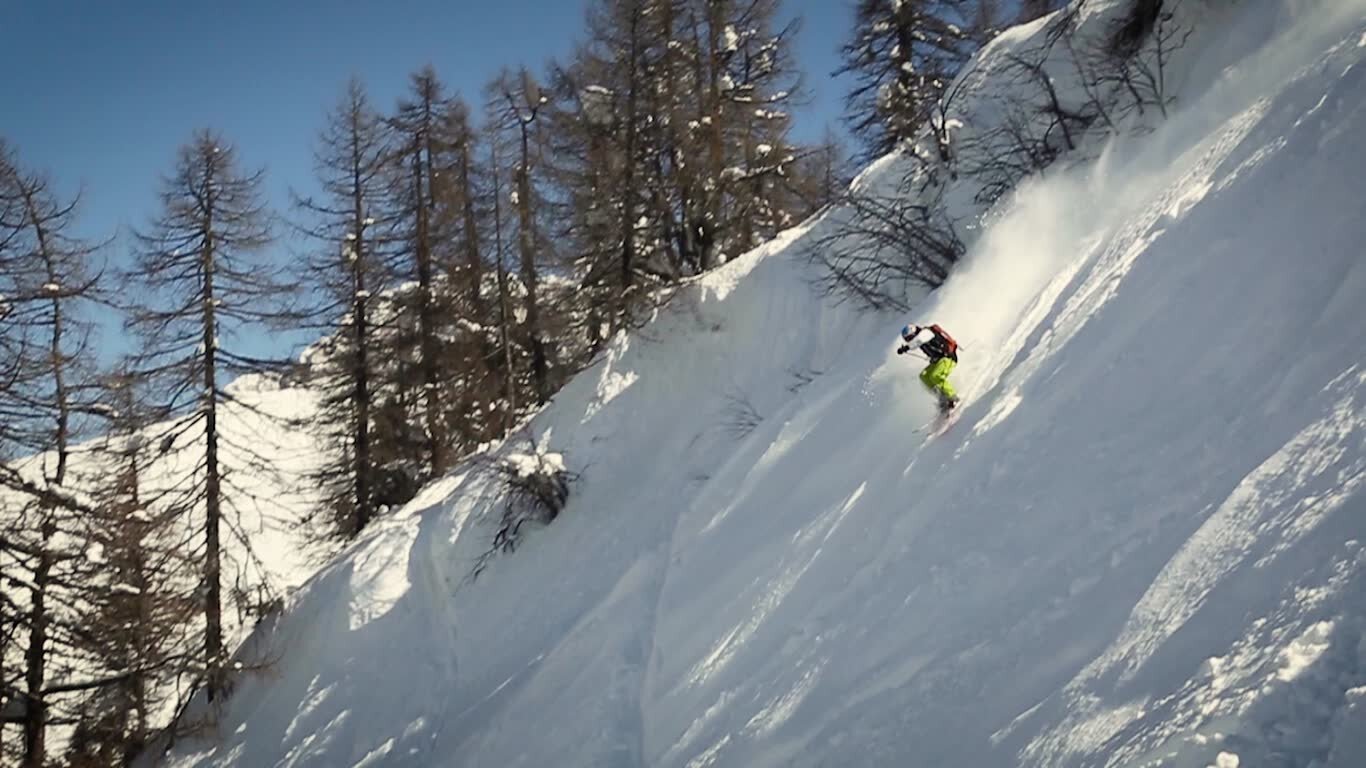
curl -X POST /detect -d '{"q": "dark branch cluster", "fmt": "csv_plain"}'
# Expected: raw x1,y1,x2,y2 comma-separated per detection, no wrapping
808,181,965,311
468,448,577,582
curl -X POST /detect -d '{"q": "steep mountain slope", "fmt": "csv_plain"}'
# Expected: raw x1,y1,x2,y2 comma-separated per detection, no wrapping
159,1,1366,766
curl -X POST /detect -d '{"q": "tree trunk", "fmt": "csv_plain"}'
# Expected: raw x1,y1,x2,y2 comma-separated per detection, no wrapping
201,156,225,702
893,4,918,145
2,612,9,757
458,142,485,322
702,1,728,270
490,143,517,434
683,8,710,272
18,179,73,768
350,137,374,532
22,532,50,768
32,200,71,485
741,125,757,250
656,0,688,274
515,124,549,402
653,154,681,276
128,464,151,761
412,145,447,473
619,2,642,325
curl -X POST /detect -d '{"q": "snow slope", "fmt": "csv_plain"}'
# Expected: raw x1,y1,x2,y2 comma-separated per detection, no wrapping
159,1,1366,766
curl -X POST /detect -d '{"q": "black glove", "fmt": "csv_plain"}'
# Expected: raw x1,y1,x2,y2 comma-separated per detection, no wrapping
896,345,910,355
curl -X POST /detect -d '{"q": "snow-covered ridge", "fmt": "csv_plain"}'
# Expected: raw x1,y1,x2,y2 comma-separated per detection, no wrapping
160,1,1366,766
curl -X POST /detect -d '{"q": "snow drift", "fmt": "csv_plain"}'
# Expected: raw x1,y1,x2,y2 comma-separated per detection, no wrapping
159,1,1366,766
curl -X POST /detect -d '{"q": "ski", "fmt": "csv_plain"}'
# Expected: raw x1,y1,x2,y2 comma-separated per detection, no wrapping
913,402,962,437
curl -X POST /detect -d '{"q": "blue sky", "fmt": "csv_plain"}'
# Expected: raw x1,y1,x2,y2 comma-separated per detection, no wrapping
1,0,853,358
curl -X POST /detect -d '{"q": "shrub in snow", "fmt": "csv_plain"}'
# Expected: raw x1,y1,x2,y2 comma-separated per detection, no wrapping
470,449,576,580
496,451,571,537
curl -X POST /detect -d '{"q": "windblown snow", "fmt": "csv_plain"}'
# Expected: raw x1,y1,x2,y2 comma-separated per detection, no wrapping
159,1,1366,766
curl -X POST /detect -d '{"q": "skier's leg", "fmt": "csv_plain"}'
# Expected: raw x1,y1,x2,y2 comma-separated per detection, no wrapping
923,359,957,402
936,360,958,401
918,364,938,395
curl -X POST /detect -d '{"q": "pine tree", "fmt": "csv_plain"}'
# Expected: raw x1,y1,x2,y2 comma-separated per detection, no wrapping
716,0,807,252
544,0,659,353
434,101,489,326
387,67,463,475
838,0,1006,159
486,67,554,404
0,141,27,415
293,79,393,538
2,142,30,767
681,0,811,266
123,129,288,702
784,127,854,214
545,0,824,355
63,373,198,766
479,136,511,434
0,144,109,768
650,0,699,276
428,98,507,450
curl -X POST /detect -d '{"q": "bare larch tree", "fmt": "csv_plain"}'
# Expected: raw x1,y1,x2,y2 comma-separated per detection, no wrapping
123,130,285,703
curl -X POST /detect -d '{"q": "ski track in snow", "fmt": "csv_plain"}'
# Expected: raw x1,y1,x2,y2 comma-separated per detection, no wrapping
157,2,1366,767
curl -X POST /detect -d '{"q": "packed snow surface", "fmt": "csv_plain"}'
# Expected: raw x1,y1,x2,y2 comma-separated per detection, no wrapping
161,1,1366,766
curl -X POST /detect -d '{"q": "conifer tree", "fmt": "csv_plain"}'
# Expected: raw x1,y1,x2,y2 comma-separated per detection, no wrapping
838,0,1007,159
124,130,288,702
544,0,831,353
294,79,393,537
63,373,197,766
486,67,554,403
387,67,463,474
0,144,108,767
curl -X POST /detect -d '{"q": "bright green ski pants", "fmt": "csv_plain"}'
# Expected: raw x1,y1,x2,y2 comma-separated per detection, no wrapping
920,357,957,400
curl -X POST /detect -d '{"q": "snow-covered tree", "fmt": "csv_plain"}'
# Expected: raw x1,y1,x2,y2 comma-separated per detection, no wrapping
541,0,833,356
542,0,663,354
838,0,1009,159
686,0,814,266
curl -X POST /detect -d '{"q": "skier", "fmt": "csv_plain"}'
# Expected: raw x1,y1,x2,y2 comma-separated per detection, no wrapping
897,323,960,412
